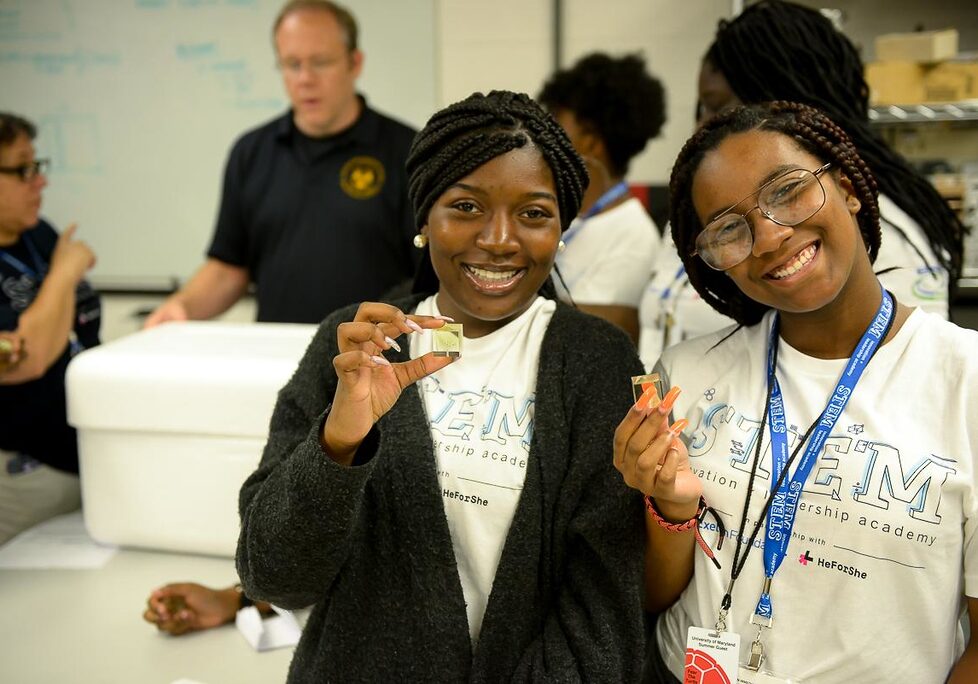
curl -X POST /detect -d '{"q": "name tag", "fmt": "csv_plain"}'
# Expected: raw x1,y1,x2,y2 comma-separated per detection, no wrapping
685,626,740,682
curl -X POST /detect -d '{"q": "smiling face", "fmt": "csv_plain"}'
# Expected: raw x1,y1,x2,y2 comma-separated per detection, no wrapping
423,144,561,338
275,8,363,137
0,133,46,244
691,129,874,315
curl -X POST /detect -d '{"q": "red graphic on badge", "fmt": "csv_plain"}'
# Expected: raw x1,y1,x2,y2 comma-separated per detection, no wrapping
684,648,733,684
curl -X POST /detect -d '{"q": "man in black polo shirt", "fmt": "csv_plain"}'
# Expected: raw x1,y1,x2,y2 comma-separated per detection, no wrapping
146,0,417,326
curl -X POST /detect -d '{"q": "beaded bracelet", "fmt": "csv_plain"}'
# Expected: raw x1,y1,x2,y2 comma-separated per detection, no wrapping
645,495,725,569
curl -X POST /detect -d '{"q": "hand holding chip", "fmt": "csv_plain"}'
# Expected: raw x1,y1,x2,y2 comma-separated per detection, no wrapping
614,378,702,521
323,301,459,465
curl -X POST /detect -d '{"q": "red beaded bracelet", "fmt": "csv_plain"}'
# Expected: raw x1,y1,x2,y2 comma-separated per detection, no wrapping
645,495,724,569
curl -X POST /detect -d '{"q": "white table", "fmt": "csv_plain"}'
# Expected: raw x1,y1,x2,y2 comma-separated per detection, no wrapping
0,547,293,683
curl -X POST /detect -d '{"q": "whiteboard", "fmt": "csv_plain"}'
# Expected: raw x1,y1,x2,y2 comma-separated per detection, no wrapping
0,0,436,287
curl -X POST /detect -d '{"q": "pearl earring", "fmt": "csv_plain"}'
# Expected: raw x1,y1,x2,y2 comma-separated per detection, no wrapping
557,240,566,253
413,233,428,249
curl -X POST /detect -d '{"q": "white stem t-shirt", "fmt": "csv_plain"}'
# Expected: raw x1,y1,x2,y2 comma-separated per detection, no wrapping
410,294,555,643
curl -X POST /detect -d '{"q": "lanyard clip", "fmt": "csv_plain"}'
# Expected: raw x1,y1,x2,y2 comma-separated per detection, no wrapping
746,634,765,671
746,611,772,672
715,588,734,632
713,608,727,634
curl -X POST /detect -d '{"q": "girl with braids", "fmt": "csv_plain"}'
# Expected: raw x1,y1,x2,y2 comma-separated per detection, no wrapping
617,102,978,683
236,90,647,681
640,0,964,367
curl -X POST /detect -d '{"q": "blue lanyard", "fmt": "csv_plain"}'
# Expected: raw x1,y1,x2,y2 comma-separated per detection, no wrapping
658,265,687,302
561,180,630,246
753,286,893,623
0,234,46,279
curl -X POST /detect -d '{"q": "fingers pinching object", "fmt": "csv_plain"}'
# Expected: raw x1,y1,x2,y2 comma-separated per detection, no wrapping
433,323,463,358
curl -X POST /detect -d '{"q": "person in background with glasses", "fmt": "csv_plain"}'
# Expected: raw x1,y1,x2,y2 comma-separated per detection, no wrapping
0,112,100,546
144,0,418,328
617,102,978,683
639,0,964,371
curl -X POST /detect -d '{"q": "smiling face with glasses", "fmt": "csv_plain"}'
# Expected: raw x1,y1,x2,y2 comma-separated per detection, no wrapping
0,132,48,241
274,7,363,138
693,161,832,271
690,129,873,317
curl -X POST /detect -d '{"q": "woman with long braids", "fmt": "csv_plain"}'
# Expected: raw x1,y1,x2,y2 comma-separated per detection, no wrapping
618,102,978,683
235,90,647,681
639,0,965,368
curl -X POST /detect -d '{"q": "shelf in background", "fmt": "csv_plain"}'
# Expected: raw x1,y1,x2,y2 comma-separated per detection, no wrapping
870,101,978,124
957,274,978,301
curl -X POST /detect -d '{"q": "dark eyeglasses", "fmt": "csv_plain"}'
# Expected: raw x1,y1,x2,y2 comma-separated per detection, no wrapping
693,163,833,271
0,159,50,182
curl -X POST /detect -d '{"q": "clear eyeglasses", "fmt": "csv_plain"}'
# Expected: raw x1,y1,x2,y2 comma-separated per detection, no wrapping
0,159,50,183
693,162,833,271
277,57,336,77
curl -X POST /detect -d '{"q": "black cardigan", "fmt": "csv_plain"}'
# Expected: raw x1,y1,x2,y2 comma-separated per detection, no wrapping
237,295,647,682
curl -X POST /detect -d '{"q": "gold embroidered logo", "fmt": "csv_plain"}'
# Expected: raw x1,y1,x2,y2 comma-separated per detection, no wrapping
340,156,385,199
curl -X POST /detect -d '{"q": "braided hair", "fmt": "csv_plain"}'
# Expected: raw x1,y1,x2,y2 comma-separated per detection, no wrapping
670,101,881,326
706,0,964,279
537,52,666,178
406,90,588,294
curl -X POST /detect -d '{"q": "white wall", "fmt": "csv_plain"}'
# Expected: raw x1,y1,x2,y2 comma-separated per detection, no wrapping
436,0,553,108
0,0,436,287
562,0,730,184
436,1,729,184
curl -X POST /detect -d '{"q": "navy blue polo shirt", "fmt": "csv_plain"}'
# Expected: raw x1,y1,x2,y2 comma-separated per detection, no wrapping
207,99,419,323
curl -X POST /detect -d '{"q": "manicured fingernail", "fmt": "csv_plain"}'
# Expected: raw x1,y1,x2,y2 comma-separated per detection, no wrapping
384,336,401,352
371,355,391,367
658,386,682,414
405,319,423,333
635,386,658,411
433,314,455,322
668,419,688,436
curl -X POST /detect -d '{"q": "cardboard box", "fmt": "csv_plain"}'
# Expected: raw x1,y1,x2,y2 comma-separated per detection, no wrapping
924,61,978,102
875,29,958,63
66,321,317,557
865,61,927,105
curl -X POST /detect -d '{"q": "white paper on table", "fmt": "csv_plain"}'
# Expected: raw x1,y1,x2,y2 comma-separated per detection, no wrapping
235,604,302,651
0,511,117,569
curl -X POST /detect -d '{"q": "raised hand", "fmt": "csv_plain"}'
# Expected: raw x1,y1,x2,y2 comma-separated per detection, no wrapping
614,386,703,520
49,223,96,283
322,302,455,463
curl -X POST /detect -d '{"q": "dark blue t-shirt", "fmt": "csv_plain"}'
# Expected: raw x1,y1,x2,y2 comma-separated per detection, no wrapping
0,220,101,473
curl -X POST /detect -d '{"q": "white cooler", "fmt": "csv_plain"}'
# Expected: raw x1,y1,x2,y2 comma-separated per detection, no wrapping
66,321,317,557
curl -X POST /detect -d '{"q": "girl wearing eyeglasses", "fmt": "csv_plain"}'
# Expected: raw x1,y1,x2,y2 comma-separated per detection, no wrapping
617,101,978,683
0,112,101,544
639,0,965,370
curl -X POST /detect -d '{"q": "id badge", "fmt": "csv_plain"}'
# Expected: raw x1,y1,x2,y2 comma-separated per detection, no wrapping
736,667,804,683
684,626,740,683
